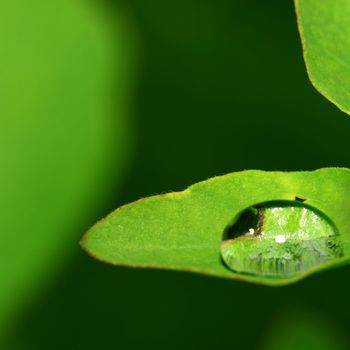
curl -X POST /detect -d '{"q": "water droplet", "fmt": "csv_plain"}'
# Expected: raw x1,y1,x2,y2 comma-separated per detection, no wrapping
221,201,343,278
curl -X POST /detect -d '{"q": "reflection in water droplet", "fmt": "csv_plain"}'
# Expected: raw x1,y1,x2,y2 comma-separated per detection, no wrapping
275,235,286,244
221,201,343,278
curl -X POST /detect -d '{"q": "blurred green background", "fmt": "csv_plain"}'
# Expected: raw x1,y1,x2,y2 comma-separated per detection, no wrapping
2,0,350,349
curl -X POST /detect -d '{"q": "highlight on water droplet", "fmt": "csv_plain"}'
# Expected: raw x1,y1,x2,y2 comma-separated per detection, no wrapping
220,201,343,278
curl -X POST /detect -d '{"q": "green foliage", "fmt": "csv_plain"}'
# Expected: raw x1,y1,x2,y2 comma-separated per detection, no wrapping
295,0,350,115
81,0,350,289
0,0,133,336
81,168,350,286
260,309,348,350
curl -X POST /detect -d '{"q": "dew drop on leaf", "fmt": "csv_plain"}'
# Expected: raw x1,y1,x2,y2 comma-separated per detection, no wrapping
220,201,343,278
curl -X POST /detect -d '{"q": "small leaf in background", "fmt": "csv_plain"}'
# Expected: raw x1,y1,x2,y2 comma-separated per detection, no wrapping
0,0,134,339
295,0,350,115
259,308,348,350
81,168,350,286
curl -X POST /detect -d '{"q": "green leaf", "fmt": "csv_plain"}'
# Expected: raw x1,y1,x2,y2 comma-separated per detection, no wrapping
0,0,134,336
295,0,350,115
259,308,348,350
81,168,350,286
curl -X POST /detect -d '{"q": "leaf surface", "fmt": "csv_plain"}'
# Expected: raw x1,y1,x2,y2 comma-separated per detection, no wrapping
295,0,350,115
0,0,134,335
81,168,350,286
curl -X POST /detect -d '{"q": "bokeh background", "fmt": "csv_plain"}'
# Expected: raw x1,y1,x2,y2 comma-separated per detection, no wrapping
2,0,350,349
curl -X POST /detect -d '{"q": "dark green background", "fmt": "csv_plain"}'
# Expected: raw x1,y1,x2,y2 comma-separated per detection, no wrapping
9,0,350,348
